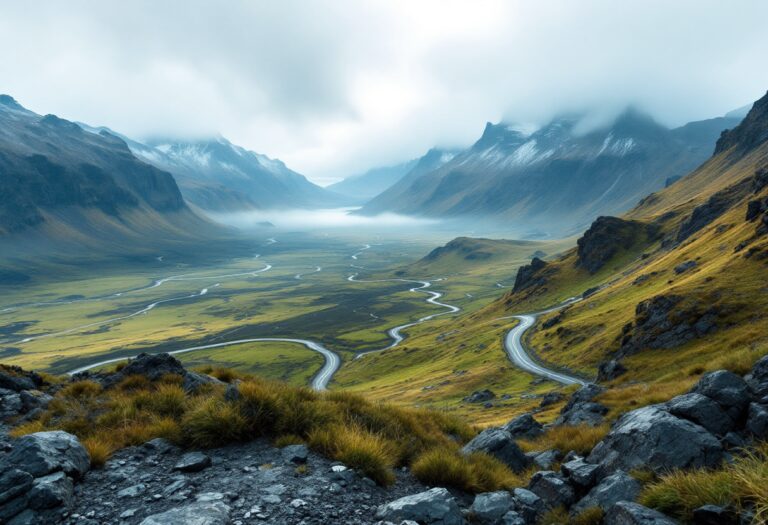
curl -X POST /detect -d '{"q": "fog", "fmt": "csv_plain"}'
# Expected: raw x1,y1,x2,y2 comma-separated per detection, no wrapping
1,1,767,183
208,208,438,231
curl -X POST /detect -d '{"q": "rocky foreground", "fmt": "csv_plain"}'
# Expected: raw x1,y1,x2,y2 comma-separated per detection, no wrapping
1,354,767,524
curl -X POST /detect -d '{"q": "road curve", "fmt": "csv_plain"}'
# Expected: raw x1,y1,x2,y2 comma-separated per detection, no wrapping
68,337,340,391
503,298,588,386
348,274,460,358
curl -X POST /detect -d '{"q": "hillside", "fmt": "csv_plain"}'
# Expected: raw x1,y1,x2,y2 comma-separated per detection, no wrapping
495,91,768,386
359,109,744,236
0,96,218,244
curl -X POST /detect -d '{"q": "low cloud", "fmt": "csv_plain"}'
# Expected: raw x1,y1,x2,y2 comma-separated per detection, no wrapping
2,1,767,183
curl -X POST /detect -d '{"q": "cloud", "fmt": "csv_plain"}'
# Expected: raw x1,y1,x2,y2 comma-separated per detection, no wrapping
1,0,767,184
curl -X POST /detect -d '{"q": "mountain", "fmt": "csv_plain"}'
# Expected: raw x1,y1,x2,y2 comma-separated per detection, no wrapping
327,158,418,203
354,148,460,215
84,129,350,212
358,108,745,235
0,95,216,241
497,90,768,385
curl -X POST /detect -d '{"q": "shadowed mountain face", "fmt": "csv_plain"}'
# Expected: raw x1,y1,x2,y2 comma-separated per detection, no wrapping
115,134,349,212
359,108,744,235
0,95,187,236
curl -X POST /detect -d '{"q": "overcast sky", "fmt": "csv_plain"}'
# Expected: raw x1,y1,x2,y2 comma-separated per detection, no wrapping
2,1,768,184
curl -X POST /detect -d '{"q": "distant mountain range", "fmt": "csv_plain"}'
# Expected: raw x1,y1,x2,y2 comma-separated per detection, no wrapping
357,107,748,235
78,126,349,212
327,159,418,203
0,95,217,242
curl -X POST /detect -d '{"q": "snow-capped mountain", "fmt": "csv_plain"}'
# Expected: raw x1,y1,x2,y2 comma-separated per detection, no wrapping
358,108,744,235
78,126,348,212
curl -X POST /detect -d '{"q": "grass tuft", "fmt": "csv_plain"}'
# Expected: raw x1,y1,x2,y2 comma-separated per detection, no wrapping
518,424,610,456
309,425,396,485
181,398,249,448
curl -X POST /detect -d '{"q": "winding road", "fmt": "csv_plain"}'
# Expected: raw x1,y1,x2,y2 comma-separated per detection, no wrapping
347,275,461,358
503,297,588,386
54,243,460,390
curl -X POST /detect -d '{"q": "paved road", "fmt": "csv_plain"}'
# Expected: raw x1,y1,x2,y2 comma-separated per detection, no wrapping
503,298,588,386
68,337,341,391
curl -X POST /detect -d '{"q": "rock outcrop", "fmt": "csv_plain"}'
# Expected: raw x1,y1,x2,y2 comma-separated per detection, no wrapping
375,487,463,525
576,217,656,274
461,428,530,473
512,257,547,293
89,353,223,393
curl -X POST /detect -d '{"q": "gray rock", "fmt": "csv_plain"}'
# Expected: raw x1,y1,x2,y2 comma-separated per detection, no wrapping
27,471,73,510
691,504,737,525
0,469,33,505
143,438,176,455
561,458,599,488
0,493,30,522
750,355,768,396
511,487,542,523
173,452,212,473
139,501,231,525
666,393,734,436
376,488,464,525
692,370,751,420
501,510,526,525
0,388,22,419
117,483,147,498
531,449,560,470
527,471,575,509
18,390,51,413
539,392,565,408
0,368,39,392
464,390,496,403
746,403,768,438
282,444,309,464
5,431,90,479
556,401,609,426
572,470,641,514
503,413,543,439
462,428,529,473
598,360,628,381
588,405,723,474
605,501,677,524
470,491,514,524
674,260,697,274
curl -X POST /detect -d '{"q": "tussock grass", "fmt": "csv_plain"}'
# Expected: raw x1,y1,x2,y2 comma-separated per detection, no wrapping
518,424,610,456
640,442,768,522
11,367,504,489
571,507,605,525
411,446,531,492
538,507,569,525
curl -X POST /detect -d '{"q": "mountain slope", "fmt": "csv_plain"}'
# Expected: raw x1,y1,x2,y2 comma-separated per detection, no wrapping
327,158,418,203
0,95,216,241
493,90,768,386
359,109,744,235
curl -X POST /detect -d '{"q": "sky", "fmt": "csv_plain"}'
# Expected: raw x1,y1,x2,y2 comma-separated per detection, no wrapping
2,1,768,185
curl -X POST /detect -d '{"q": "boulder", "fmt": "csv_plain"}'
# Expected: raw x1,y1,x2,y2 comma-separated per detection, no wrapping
571,470,641,515
530,449,560,470
376,488,464,525
746,403,768,438
0,388,22,420
691,504,738,525
173,452,212,473
588,405,723,474
5,431,90,479
511,488,543,523
539,392,565,408
556,401,609,427
102,353,222,393
674,260,697,274
747,355,768,397
27,472,73,510
0,469,33,506
139,502,231,525
0,366,42,392
282,444,309,464
464,390,496,403
598,360,628,381
470,491,514,524
561,458,599,488
527,471,576,509
500,510,526,525
605,501,677,525
503,413,543,439
513,257,547,293
691,370,751,420
666,393,735,436
462,428,529,473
